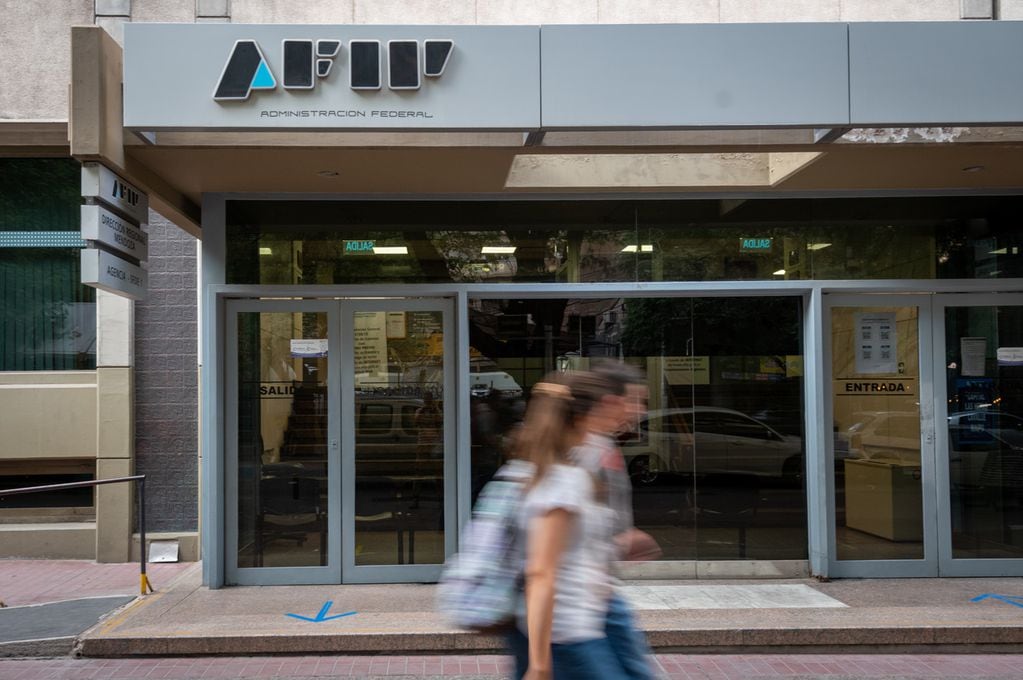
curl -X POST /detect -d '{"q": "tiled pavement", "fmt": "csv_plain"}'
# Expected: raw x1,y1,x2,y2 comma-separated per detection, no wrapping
0,560,193,607
2,654,1023,679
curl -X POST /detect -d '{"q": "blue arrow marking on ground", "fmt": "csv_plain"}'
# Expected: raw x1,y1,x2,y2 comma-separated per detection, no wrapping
970,594,1023,609
286,600,358,622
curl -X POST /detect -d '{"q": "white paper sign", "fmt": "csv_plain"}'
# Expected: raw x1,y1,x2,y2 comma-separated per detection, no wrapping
854,312,898,374
290,339,328,358
960,337,987,377
663,356,710,385
386,312,407,339
354,311,388,376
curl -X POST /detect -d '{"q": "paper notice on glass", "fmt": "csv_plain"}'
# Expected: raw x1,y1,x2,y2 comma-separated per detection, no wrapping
960,337,987,377
354,311,388,376
290,339,328,358
386,311,407,339
854,312,898,374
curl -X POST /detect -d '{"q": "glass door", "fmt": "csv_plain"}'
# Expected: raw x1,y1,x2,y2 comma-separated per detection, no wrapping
825,295,938,577
342,298,456,583
226,300,340,585
935,294,1023,576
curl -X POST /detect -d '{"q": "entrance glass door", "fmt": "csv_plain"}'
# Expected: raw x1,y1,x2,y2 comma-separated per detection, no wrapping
226,300,340,585
935,294,1023,576
226,297,454,585
342,298,455,582
825,295,937,577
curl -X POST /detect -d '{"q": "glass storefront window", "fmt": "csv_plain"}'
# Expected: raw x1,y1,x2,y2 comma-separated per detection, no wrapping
0,159,95,371
467,295,807,561
226,197,1023,285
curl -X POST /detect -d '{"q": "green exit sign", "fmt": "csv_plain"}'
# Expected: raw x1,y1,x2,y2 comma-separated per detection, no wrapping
343,240,376,254
739,238,773,252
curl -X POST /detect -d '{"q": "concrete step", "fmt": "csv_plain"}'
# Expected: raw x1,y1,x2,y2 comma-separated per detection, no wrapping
74,568,1023,657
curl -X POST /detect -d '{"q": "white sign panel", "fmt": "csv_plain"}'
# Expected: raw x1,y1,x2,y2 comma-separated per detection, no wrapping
854,313,898,375
290,339,328,358
997,347,1023,367
80,205,149,261
81,163,149,225
123,24,540,131
81,248,148,301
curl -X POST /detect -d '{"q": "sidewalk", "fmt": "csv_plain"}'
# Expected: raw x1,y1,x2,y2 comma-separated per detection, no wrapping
2,559,1022,659
0,559,194,656
5,652,1023,679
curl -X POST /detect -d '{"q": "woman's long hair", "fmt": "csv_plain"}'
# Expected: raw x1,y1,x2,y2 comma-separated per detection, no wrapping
511,370,614,486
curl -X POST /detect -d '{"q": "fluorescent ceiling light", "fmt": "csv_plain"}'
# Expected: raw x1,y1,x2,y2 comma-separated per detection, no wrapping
641,244,654,252
807,242,832,251
482,246,517,254
773,269,786,276
259,247,273,255
373,246,408,255
621,245,637,253
989,247,1008,255
621,244,654,253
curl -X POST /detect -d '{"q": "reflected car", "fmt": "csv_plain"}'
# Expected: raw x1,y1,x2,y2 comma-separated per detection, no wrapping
947,410,1023,504
839,411,922,463
620,407,803,485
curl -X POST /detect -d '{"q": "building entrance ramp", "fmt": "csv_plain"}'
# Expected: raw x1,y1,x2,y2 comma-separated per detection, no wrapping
0,559,193,657
75,567,1023,657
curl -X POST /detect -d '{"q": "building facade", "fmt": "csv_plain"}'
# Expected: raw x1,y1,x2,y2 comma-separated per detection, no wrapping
1,2,1022,585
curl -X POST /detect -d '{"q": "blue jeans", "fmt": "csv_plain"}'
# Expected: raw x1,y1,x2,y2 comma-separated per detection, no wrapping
605,592,654,680
507,627,630,680
507,595,652,680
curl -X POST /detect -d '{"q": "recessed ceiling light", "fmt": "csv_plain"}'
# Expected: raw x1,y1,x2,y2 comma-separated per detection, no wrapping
640,244,654,252
482,246,517,254
961,165,985,173
773,269,786,276
621,245,638,253
259,247,272,255
316,170,340,177
807,242,832,251
373,246,408,255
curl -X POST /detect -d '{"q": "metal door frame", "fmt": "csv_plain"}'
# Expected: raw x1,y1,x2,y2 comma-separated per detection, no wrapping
933,292,1023,576
823,294,939,577
225,299,342,585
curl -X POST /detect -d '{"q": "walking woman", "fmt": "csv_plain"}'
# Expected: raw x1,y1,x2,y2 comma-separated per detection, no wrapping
508,371,630,680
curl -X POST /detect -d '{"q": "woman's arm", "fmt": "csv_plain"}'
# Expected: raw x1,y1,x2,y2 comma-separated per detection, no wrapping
523,507,573,680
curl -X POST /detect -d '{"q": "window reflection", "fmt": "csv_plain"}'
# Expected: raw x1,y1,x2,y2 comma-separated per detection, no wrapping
467,296,807,561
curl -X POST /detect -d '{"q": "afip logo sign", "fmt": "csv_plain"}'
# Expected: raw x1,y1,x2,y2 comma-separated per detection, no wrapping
214,38,454,101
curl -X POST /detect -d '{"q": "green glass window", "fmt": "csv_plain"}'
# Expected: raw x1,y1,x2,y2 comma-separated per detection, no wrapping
0,159,95,371
226,197,1023,285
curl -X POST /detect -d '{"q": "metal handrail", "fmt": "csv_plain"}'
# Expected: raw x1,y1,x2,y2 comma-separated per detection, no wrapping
0,475,153,595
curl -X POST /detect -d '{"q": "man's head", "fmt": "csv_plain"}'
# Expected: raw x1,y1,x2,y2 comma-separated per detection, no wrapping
590,360,648,432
